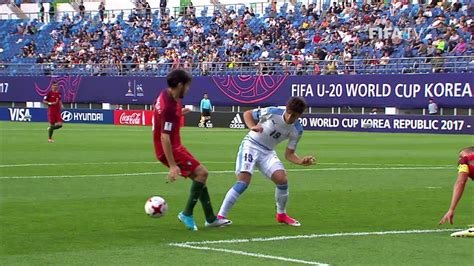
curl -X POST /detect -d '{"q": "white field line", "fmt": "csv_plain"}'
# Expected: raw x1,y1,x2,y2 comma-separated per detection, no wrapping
0,161,452,168
171,243,327,265
171,228,461,246
0,166,451,180
0,162,160,168
169,228,460,265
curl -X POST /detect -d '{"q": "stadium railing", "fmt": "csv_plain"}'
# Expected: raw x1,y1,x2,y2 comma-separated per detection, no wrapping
0,2,269,20
1,56,472,76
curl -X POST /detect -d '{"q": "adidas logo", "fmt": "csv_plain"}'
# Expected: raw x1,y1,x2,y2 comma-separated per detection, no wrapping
229,114,245,129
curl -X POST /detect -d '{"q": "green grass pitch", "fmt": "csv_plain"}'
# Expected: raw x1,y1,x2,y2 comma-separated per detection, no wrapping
0,121,473,265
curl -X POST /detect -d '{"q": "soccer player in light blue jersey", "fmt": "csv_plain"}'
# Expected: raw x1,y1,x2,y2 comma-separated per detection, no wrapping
217,97,316,226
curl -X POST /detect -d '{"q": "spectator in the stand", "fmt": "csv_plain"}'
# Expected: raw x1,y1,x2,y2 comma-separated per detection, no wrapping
145,1,151,20
452,38,467,55
160,0,167,17
21,40,36,58
326,60,338,75
369,108,378,115
185,1,195,18
434,36,446,52
427,40,437,58
49,3,55,22
428,98,439,115
79,1,85,18
328,2,342,14
271,1,277,14
26,22,36,35
39,3,45,23
431,50,445,73
99,2,105,22
452,0,463,12
369,55,379,66
363,52,372,66
380,52,390,65
403,46,414,57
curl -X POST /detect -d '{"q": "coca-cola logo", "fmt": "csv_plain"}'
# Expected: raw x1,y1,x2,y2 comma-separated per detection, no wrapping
120,112,142,125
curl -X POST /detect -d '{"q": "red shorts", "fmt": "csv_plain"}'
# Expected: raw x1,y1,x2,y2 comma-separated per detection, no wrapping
48,111,63,124
157,146,200,177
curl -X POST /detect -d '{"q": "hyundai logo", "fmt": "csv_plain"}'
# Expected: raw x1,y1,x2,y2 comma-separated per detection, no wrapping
61,111,73,122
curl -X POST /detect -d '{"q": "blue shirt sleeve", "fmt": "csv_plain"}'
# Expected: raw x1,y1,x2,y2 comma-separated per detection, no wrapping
252,109,260,120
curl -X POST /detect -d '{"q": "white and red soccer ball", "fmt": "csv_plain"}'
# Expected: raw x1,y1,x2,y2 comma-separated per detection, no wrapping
144,196,168,218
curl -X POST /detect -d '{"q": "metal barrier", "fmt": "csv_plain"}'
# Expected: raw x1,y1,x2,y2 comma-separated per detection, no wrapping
1,56,472,76
0,2,269,21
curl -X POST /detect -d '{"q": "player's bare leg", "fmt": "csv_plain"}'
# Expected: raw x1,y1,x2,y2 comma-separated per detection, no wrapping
217,172,251,220
271,170,300,227
48,122,63,142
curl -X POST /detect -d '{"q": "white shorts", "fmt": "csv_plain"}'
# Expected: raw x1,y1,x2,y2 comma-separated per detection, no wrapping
235,139,285,179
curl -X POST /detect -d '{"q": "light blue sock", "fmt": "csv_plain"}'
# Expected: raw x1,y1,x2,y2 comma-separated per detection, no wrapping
217,181,248,218
275,183,288,214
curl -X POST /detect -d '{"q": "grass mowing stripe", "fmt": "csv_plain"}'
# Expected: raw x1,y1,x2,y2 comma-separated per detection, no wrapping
0,162,452,168
0,167,451,179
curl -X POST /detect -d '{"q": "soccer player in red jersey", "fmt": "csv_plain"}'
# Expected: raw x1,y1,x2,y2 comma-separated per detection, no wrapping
439,146,474,237
43,81,63,143
153,69,231,231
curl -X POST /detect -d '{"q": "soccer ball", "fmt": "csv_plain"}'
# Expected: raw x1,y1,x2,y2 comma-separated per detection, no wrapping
144,196,168,218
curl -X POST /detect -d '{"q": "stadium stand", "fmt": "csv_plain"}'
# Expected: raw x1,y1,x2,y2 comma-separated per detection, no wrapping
0,0,472,76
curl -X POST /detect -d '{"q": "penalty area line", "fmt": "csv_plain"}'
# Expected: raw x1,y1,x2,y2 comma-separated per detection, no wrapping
172,228,462,246
169,243,327,265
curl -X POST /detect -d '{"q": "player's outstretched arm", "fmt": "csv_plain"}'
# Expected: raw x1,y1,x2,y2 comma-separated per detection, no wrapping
285,148,316,166
161,133,180,182
439,172,469,225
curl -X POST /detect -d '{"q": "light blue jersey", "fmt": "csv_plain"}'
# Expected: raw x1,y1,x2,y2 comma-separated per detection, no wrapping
244,107,303,151
200,98,212,112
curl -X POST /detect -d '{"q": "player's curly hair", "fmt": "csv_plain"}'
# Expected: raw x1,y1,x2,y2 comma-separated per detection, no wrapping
167,69,192,88
286,97,307,114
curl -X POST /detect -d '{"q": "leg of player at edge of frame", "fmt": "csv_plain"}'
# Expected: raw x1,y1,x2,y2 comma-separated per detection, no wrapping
178,165,232,231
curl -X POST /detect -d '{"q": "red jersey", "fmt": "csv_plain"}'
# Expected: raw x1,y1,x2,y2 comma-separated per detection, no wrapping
458,153,474,180
44,91,62,113
153,89,183,156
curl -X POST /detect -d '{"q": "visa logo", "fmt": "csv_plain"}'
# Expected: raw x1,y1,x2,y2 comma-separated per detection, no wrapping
9,108,32,122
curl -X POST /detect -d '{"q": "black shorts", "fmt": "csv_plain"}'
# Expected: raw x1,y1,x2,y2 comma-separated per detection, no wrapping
202,109,211,117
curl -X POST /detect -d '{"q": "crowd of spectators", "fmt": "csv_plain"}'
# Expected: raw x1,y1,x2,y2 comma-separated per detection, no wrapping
5,0,474,75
